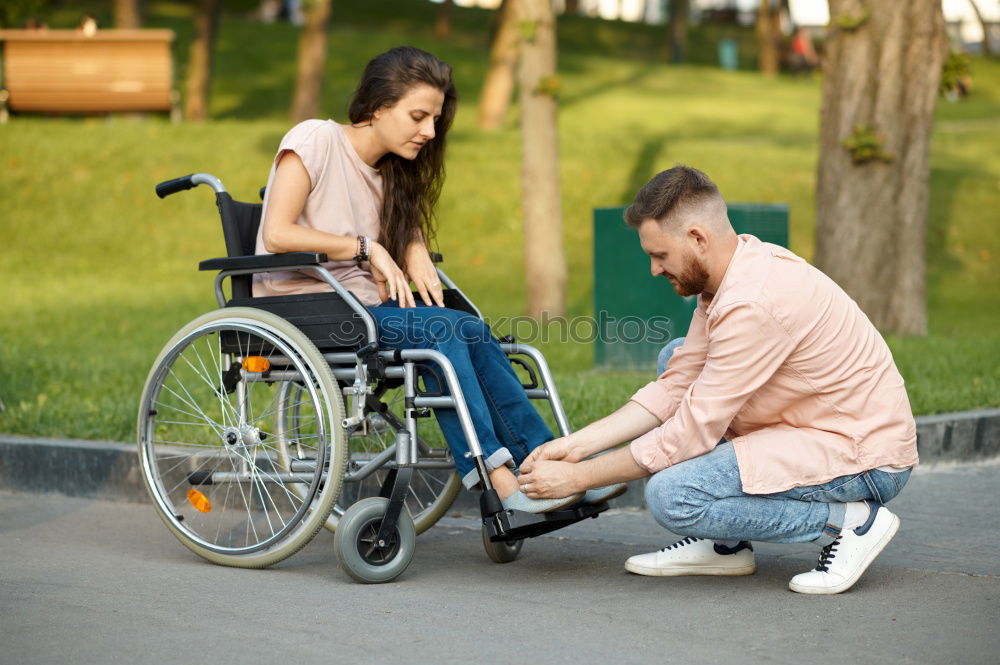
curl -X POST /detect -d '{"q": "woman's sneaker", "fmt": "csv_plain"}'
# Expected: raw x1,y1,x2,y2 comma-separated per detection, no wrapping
624,537,756,576
788,501,900,595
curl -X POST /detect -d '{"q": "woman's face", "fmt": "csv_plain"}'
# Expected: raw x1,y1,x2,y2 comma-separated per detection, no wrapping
372,83,446,160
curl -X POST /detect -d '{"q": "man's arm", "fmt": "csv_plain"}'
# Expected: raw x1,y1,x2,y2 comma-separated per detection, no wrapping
630,302,795,473
518,446,648,499
520,317,707,472
520,401,660,470
521,302,796,498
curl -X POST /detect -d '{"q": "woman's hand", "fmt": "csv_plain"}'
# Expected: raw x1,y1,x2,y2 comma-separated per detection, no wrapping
369,241,415,308
405,242,444,307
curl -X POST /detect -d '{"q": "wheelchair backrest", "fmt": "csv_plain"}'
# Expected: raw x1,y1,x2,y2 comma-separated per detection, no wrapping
215,192,262,299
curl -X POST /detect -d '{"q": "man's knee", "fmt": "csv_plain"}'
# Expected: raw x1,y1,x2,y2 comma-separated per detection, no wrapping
645,467,705,533
656,337,685,376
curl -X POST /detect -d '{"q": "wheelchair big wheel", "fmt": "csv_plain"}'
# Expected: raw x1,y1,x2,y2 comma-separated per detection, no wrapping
137,307,348,568
279,382,461,535
334,497,416,583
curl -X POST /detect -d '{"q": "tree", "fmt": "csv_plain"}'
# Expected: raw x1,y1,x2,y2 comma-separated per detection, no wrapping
667,0,688,63
477,0,520,130
185,0,222,122
815,0,948,335
969,0,992,57
755,0,782,76
114,0,142,28
515,0,566,318
435,0,453,40
290,0,333,123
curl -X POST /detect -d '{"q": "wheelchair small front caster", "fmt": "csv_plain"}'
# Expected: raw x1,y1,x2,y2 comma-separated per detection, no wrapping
334,497,415,583
481,525,523,564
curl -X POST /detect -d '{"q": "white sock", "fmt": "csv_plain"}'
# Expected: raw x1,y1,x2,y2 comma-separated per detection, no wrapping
715,540,741,548
842,501,871,531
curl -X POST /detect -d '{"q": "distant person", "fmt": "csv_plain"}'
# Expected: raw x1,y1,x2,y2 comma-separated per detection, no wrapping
518,165,917,594
255,46,622,513
790,27,818,73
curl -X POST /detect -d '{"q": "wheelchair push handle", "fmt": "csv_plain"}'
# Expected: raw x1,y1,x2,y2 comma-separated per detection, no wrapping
155,173,228,198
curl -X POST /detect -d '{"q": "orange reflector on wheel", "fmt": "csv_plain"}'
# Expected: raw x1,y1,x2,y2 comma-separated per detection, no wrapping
187,488,212,513
242,356,270,373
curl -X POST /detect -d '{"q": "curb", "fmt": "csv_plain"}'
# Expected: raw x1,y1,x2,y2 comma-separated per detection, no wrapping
2,408,999,509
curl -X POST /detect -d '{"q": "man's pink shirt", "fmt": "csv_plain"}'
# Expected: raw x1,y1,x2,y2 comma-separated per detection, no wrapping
629,235,918,495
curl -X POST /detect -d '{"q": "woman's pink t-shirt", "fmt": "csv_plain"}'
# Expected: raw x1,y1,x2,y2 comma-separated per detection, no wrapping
253,119,384,306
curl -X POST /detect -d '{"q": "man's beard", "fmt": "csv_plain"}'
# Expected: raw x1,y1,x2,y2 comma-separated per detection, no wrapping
667,252,709,297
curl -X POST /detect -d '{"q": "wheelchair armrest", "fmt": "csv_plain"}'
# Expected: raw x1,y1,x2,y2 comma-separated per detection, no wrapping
198,252,328,272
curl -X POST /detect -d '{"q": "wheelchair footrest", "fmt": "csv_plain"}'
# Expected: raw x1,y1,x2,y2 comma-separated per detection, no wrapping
483,501,609,542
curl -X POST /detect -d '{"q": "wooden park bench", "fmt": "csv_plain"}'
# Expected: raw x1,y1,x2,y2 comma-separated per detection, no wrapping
0,29,179,123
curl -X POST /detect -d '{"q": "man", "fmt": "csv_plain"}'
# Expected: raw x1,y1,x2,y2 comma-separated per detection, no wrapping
519,166,917,594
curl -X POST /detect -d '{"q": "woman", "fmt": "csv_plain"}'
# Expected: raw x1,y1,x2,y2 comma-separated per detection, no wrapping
253,46,584,512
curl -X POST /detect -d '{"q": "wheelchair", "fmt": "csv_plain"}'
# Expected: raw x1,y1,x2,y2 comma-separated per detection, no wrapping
138,173,617,583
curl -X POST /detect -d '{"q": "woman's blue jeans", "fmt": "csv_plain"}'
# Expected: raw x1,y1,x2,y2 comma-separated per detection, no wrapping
648,339,911,545
367,302,553,488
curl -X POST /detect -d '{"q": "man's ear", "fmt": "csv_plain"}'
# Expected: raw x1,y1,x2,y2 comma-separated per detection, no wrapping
687,225,710,252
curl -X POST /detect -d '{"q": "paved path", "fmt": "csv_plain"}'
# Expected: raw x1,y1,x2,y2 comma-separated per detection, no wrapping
2,461,998,665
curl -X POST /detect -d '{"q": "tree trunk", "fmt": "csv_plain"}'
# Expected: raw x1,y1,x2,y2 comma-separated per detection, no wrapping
516,0,566,318
756,0,781,76
565,0,579,15
185,0,222,122
435,0,453,40
815,0,948,336
290,0,333,124
969,0,992,56
667,0,688,63
114,0,142,28
477,0,520,130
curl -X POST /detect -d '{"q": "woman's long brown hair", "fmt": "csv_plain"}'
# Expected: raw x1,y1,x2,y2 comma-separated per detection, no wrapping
348,46,457,270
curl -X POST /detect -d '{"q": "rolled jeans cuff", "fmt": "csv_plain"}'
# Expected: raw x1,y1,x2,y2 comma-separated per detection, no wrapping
461,447,514,490
816,502,847,546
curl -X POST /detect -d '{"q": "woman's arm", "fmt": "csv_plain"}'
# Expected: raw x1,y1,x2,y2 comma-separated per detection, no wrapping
261,152,356,259
261,152,415,306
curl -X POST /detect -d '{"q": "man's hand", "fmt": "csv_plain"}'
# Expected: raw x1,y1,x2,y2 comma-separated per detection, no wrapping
519,437,584,474
518,460,582,499
405,242,445,307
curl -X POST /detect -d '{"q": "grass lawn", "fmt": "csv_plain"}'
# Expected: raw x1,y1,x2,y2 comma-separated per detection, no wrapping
1,0,998,442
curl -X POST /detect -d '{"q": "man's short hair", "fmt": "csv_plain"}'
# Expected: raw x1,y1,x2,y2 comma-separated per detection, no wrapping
624,165,724,229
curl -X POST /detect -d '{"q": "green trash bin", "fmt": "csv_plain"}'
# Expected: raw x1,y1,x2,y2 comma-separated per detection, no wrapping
718,38,739,70
592,204,788,369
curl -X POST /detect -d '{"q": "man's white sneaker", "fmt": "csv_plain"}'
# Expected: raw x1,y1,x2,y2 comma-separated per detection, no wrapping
624,537,756,577
789,501,900,595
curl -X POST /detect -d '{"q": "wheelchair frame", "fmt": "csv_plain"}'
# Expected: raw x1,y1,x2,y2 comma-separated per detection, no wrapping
138,173,611,583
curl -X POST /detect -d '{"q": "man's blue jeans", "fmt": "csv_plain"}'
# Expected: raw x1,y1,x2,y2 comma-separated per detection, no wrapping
648,338,911,545
645,442,911,546
368,301,553,488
